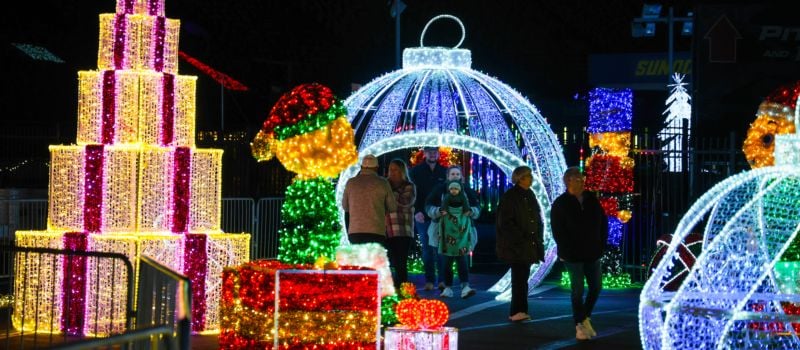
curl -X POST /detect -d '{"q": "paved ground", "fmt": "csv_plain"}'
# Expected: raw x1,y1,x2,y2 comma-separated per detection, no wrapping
193,263,645,349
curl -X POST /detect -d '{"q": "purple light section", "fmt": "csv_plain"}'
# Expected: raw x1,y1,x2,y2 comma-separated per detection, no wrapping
161,73,175,145
62,232,88,335
171,147,191,232
184,234,208,332
83,145,104,232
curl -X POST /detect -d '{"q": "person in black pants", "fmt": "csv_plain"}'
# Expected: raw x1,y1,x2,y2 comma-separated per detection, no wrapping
408,147,447,290
495,166,543,322
551,166,608,340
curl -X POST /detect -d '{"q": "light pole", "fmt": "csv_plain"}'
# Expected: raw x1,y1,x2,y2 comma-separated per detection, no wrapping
632,4,693,82
390,0,407,69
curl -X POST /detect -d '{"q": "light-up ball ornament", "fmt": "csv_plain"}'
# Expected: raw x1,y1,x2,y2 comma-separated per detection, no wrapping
395,299,449,329
743,80,800,168
640,164,800,348
252,83,358,177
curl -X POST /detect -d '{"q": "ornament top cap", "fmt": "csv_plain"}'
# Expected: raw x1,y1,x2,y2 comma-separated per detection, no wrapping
403,14,472,70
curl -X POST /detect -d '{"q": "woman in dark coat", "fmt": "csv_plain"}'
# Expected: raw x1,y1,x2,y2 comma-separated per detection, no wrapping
496,166,543,322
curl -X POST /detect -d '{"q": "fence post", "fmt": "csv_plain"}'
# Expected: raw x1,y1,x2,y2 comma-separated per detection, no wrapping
252,200,260,261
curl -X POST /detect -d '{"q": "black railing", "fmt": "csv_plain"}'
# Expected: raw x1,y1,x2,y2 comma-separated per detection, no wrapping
0,245,135,349
0,245,191,350
133,256,191,350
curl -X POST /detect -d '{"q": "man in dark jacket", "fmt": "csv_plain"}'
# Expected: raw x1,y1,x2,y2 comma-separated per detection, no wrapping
551,166,608,340
496,166,543,322
409,147,447,290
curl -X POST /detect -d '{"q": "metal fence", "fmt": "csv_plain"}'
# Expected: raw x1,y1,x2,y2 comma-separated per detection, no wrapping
220,197,283,260
560,130,749,280
0,246,135,349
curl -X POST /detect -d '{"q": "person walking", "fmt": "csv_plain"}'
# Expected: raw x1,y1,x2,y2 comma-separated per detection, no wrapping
551,166,608,340
408,147,447,290
496,166,543,322
342,154,397,245
385,158,416,289
425,165,480,298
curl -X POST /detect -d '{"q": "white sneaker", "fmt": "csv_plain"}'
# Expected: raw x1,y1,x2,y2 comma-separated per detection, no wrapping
461,286,476,298
509,312,531,322
440,287,453,297
576,323,592,340
582,318,597,337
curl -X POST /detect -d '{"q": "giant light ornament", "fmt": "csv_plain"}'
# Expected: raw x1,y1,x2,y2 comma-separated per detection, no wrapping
640,95,800,349
335,15,567,299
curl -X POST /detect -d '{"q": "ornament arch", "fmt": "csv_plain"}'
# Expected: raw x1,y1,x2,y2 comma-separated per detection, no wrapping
334,14,568,299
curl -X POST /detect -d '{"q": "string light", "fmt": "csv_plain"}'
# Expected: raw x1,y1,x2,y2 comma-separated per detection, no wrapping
340,16,568,298
659,74,692,172
384,326,458,350
585,87,635,289
219,260,380,348
394,299,449,329
640,164,800,348
14,0,250,336
251,83,358,178
743,81,799,168
277,177,342,265
97,13,180,74
646,233,702,292
336,243,396,297
177,51,249,91
587,88,632,133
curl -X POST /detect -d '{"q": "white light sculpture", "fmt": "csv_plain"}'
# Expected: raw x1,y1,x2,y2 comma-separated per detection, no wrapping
336,15,567,299
640,96,800,349
659,73,691,172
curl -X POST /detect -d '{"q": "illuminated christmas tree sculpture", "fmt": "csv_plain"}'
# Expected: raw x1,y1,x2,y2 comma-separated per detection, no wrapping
658,73,691,172
13,0,250,336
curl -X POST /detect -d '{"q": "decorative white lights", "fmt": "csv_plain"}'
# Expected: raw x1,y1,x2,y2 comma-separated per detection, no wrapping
639,95,800,349
658,73,691,172
338,15,566,299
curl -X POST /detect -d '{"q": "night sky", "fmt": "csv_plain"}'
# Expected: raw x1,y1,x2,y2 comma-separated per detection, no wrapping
3,0,798,178
3,1,703,137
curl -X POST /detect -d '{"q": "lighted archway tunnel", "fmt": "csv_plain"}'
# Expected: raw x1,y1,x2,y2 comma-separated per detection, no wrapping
334,15,567,299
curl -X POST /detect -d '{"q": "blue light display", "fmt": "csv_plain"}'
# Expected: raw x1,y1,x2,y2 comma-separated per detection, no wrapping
588,88,633,133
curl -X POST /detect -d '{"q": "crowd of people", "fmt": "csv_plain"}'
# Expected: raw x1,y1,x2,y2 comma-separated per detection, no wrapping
342,149,608,340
